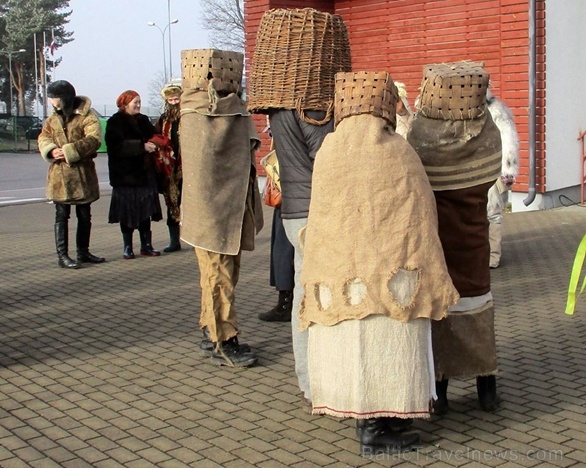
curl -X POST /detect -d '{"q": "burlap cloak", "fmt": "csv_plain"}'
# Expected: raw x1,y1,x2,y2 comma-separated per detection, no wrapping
179,87,263,254
299,114,459,330
407,112,502,191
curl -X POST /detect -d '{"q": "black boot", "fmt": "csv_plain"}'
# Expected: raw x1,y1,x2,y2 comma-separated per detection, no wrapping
123,232,135,259
433,379,449,415
139,230,160,257
164,223,182,253
477,375,499,412
55,222,80,269
199,328,250,356
76,218,105,264
356,417,414,438
358,418,420,456
258,290,293,322
211,336,257,368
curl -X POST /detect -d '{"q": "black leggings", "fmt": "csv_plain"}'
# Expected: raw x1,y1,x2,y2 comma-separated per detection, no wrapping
55,203,91,224
120,219,150,234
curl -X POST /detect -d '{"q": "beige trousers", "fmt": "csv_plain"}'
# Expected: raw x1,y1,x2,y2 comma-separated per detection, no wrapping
195,248,241,343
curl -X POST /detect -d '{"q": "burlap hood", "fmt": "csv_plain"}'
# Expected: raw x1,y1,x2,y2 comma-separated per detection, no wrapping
179,86,263,254
407,112,502,191
299,114,459,330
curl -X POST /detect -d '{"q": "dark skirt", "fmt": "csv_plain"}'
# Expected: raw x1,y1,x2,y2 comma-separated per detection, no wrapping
108,172,162,228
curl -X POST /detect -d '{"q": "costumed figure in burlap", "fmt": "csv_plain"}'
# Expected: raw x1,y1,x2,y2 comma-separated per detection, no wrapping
38,80,105,269
154,84,183,253
179,49,263,368
247,7,351,411
300,71,459,455
407,61,503,413
486,90,519,268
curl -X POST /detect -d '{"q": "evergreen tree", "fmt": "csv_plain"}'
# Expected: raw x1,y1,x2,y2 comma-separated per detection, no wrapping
0,0,72,116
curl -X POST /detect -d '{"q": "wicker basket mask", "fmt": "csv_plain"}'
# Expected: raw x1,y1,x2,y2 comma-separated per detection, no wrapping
334,71,398,129
418,61,489,120
248,8,352,124
181,49,244,95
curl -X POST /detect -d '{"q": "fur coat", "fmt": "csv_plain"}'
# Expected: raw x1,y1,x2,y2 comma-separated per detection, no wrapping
105,112,156,187
38,96,102,204
486,94,519,179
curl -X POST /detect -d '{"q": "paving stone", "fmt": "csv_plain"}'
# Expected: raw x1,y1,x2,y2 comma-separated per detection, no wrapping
2,199,586,466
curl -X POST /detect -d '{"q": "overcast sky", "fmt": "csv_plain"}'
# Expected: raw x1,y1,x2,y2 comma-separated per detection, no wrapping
54,0,209,114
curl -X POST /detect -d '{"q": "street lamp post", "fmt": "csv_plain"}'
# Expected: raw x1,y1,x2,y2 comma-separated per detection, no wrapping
0,48,26,150
147,18,178,83
167,0,173,79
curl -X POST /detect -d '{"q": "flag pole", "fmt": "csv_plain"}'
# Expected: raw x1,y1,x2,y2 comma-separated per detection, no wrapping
51,28,56,80
42,31,48,118
33,33,40,117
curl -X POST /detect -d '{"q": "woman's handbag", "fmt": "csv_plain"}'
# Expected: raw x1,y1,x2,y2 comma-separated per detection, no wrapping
261,139,282,208
263,174,282,208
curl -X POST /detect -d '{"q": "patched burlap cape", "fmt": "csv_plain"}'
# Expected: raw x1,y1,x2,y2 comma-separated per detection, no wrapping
299,114,459,330
179,86,263,254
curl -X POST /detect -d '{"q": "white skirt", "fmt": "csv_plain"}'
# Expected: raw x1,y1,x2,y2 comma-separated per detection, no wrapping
308,315,435,419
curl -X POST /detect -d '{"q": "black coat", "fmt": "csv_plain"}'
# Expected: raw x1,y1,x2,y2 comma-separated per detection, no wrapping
106,112,155,187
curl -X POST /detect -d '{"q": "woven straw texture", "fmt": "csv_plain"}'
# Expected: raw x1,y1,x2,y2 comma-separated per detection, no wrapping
181,49,244,94
334,71,398,129
418,61,489,120
247,8,351,124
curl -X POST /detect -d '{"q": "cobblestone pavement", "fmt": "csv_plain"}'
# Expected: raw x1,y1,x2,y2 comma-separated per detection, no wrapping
1,197,585,467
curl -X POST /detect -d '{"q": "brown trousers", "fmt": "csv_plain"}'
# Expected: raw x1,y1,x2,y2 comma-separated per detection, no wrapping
195,248,241,343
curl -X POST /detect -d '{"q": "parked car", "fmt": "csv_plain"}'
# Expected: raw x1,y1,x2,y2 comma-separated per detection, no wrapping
0,114,42,138
25,121,43,140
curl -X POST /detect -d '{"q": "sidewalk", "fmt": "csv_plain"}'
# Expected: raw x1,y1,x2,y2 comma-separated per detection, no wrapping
1,198,585,467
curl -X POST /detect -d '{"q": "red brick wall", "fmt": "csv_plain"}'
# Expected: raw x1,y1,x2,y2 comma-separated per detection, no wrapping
245,0,545,192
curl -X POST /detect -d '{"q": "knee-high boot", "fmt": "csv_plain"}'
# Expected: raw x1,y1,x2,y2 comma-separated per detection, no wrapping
164,223,182,252
55,222,79,269
76,218,105,264
139,229,160,256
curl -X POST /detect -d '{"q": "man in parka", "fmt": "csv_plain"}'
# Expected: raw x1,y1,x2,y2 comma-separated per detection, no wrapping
38,80,105,269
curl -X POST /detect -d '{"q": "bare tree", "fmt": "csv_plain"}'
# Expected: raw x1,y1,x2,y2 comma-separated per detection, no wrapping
147,70,167,112
200,0,244,52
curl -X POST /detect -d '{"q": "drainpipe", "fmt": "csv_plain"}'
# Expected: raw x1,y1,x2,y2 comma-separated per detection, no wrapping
524,0,537,206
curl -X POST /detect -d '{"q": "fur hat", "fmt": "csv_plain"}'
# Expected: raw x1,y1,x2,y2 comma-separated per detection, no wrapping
47,80,76,100
47,80,76,116
394,81,408,99
161,84,182,100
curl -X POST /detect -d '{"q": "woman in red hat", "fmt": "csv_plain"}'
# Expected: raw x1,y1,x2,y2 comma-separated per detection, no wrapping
105,90,162,259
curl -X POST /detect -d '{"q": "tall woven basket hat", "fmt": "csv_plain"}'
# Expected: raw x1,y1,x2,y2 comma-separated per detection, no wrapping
181,49,244,95
334,71,398,129
248,8,352,125
418,61,489,120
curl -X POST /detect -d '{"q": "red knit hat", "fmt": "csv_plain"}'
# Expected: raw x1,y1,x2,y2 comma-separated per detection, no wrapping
116,90,139,110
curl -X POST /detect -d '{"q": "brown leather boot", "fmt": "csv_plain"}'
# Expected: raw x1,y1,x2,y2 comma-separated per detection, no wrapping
258,290,293,322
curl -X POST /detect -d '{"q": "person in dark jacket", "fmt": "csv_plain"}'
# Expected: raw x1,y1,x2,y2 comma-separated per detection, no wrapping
154,84,183,253
38,80,105,269
106,90,162,259
268,109,334,411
